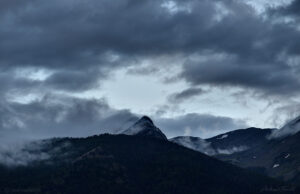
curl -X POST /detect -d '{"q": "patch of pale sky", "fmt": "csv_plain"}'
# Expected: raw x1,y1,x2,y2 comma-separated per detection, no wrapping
245,0,293,14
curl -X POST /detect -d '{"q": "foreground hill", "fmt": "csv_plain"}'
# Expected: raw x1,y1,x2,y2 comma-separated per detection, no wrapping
0,134,284,194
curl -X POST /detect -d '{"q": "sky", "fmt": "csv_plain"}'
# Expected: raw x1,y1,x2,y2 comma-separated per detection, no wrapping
1,0,300,140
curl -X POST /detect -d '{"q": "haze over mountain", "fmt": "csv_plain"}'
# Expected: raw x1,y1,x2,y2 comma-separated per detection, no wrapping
270,116,300,138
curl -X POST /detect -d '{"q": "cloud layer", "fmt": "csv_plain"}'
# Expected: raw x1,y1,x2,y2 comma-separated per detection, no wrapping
0,95,138,141
1,0,299,96
0,0,299,143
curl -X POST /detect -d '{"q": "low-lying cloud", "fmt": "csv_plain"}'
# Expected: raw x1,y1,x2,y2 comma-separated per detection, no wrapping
171,136,248,156
216,146,249,155
0,139,71,167
171,136,216,155
269,116,300,138
156,113,248,138
0,141,48,167
0,94,138,142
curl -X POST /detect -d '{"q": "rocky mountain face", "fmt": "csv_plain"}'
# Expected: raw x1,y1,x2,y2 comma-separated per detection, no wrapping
121,116,167,140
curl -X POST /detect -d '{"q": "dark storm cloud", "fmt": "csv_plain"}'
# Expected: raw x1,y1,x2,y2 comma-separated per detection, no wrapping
155,113,248,138
1,0,299,96
168,87,206,103
270,0,300,17
44,69,101,91
181,55,300,97
176,0,300,98
0,0,215,67
0,0,261,63
285,0,300,15
0,73,38,93
0,95,138,141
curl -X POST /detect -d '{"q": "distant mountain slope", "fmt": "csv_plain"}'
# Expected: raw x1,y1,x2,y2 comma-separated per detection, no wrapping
121,116,167,140
171,128,273,156
201,118,300,186
218,131,300,186
0,134,283,194
171,123,300,187
207,127,273,151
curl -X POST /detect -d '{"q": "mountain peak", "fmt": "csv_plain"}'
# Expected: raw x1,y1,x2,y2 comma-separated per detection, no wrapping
121,116,167,140
139,116,154,124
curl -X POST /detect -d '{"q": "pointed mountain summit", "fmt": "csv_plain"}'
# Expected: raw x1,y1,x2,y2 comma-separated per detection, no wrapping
121,116,167,140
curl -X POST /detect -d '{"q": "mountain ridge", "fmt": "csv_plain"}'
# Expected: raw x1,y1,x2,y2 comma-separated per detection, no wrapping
170,117,300,187
0,134,285,193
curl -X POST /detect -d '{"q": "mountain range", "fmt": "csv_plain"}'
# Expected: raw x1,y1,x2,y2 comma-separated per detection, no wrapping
171,117,300,188
0,116,298,193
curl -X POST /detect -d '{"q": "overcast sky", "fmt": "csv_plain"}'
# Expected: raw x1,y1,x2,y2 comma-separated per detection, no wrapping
1,0,300,140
